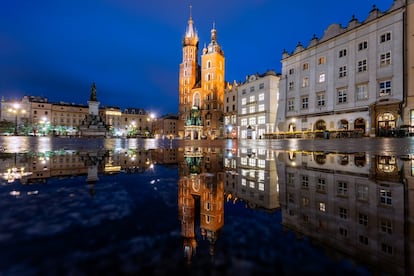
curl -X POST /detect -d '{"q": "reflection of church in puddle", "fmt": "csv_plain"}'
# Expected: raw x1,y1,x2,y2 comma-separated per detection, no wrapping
276,151,414,275
177,147,224,264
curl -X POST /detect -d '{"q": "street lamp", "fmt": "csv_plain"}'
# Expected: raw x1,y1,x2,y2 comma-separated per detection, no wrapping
8,103,26,136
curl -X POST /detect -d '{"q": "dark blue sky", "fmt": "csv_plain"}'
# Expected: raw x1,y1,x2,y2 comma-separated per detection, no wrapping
0,0,392,116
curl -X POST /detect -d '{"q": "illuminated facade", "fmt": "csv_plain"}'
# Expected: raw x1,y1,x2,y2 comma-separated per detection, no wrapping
238,71,280,139
223,81,238,139
405,0,414,133
178,9,226,140
152,114,178,139
277,0,412,137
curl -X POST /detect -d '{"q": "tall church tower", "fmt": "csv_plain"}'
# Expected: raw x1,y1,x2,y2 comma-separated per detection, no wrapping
178,6,200,138
178,7,226,140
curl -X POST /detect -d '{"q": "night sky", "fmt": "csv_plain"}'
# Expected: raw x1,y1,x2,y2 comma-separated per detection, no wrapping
0,0,392,116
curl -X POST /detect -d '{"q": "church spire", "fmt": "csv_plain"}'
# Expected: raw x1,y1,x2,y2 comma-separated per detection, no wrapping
185,4,198,40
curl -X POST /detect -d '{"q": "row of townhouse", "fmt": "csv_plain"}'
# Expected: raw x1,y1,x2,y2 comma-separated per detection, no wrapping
0,96,154,137
224,0,414,138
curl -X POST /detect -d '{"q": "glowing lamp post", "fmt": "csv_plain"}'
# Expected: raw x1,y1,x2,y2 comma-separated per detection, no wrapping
8,103,26,136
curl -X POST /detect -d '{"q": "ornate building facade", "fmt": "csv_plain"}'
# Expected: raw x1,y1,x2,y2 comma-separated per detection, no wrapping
277,0,413,137
177,10,226,140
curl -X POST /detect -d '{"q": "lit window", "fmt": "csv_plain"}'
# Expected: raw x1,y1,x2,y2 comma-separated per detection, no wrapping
319,202,326,212
302,63,309,70
242,98,246,105
319,73,325,83
302,76,309,87
258,93,264,101
258,116,265,124
318,56,326,64
249,117,256,125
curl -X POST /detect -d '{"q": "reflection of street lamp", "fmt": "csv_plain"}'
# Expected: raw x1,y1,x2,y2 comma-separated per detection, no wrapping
40,116,49,136
148,113,156,137
8,103,26,135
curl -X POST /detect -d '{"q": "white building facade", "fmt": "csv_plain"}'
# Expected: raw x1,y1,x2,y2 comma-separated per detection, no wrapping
238,71,279,139
277,1,407,137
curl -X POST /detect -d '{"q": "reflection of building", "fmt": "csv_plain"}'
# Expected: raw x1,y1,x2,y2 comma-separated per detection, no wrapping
224,147,279,211
0,149,155,186
177,147,224,264
177,8,226,140
152,148,178,165
404,156,414,275
0,153,31,184
277,151,407,275
277,1,413,136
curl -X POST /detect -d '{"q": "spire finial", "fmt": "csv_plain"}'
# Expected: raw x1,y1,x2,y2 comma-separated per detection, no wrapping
189,4,192,19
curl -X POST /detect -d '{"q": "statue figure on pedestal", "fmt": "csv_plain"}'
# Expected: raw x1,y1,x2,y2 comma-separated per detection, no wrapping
90,82,98,101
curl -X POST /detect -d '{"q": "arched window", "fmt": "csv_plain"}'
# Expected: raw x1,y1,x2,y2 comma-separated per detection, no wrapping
193,93,200,108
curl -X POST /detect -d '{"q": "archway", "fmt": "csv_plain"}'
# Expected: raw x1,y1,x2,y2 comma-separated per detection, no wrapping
377,112,396,136
314,120,326,131
288,123,296,132
338,119,348,130
354,118,365,133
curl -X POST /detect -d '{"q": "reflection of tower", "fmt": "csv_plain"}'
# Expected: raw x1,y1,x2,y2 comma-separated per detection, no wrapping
199,173,224,258
178,174,197,264
177,147,224,264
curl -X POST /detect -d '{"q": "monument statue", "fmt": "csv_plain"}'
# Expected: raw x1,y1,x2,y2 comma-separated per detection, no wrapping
90,82,98,101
